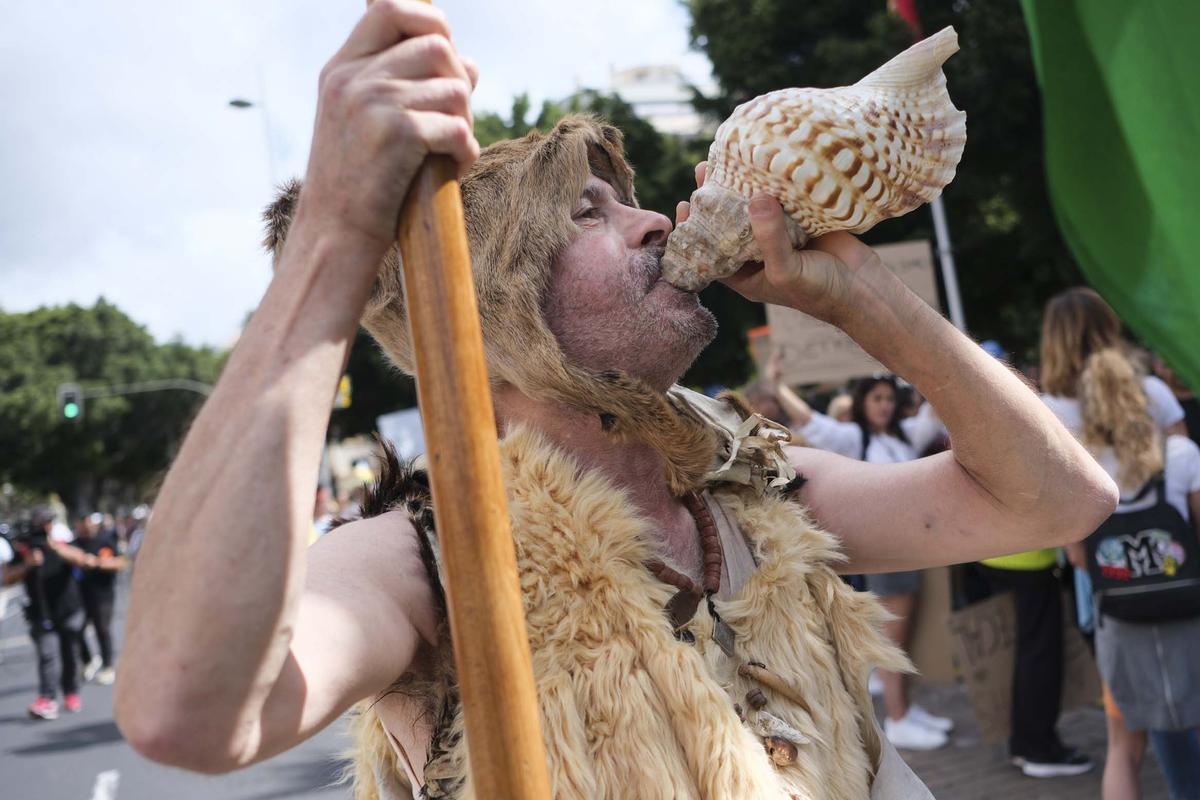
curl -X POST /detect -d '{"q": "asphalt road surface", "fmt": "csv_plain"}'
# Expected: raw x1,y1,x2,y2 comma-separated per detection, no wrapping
0,582,352,800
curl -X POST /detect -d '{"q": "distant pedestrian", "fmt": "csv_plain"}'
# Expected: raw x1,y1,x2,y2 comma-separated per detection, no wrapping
1153,354,1200,446
1,507,96,719
76,512,126,685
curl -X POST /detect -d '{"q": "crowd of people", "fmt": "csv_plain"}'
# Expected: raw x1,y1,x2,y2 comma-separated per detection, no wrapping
0,506,143,720
745,287,1200,798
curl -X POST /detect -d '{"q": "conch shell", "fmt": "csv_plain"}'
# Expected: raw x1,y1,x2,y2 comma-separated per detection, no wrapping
662,27,967,291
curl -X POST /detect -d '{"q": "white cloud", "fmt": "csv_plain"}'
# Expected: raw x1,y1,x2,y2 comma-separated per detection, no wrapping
0,1,712,346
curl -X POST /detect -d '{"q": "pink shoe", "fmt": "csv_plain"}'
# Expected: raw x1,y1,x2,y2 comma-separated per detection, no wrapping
28,697,59,720
63,693,82,713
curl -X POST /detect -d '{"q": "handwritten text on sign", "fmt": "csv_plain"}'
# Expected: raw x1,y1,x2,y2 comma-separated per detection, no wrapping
766,240,940,386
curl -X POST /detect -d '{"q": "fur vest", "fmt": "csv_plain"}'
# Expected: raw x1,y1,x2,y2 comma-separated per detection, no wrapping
346,421,911,800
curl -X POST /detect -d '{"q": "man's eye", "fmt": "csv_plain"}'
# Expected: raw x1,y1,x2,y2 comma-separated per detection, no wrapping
574,206,602,220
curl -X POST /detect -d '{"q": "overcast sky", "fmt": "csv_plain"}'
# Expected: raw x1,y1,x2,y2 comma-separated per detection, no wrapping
0,1,713,347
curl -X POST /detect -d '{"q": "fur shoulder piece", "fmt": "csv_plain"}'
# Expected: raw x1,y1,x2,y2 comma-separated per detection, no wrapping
331,437,445,613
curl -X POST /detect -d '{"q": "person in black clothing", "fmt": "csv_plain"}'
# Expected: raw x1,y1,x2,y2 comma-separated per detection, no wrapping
76,512,126,684
1,507,98,720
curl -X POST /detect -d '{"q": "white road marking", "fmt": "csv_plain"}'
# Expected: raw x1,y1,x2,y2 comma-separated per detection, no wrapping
91,770,120,800
0,632,31,651
0,586,20,620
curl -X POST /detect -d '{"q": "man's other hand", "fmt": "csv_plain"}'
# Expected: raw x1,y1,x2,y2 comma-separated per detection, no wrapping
722,193,878,329
298,0,481,265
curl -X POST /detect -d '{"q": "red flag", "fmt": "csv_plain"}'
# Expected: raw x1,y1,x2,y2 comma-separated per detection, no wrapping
888,0,923,40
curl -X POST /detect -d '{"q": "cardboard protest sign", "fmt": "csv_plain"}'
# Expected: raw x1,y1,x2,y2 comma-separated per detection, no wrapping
765,240,940,386
907,567,957,685
946,592,1101,743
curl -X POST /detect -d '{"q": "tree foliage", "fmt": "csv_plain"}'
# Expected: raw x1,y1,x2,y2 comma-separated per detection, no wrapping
686,0,1081,362
0,300,225,509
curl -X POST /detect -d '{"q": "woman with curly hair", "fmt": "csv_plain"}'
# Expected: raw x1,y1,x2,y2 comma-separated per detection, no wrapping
1040,288,1199,799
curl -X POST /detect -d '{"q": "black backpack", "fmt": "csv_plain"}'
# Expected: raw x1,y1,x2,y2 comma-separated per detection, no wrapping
1084,474,1200,623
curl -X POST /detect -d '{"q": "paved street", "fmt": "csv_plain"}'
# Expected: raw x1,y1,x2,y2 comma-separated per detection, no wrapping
900,681,1170,799
0,584,350,800
0,581,1176,799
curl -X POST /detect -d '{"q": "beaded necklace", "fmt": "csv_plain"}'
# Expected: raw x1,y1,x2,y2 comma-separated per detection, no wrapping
645,491,737,656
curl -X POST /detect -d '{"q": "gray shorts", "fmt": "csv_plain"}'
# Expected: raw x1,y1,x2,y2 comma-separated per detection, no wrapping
865,570,921,597
1096,613,1200,731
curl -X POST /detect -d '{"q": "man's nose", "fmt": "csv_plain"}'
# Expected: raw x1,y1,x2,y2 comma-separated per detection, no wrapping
633,208,672,249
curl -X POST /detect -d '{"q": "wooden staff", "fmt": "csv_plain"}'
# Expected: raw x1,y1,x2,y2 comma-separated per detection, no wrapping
375,1,551,795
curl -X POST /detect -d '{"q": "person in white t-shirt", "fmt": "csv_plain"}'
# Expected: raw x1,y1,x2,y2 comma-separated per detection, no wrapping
1040,288,1198,798
773,371,951,751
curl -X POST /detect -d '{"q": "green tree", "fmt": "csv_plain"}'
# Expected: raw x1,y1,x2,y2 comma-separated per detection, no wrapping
0,299,225,510
686,0,1082,363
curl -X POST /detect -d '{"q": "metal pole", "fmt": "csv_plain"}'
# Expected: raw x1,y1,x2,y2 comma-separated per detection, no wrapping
77,379,213,398
929,195,966,331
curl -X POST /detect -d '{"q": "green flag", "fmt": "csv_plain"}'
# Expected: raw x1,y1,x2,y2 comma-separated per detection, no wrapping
1021,1,1200,392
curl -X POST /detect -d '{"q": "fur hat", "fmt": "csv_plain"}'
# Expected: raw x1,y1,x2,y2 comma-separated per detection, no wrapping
265,115,715,493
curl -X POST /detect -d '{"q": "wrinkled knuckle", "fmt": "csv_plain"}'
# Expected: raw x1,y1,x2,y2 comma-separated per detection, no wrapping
447,79,471,115
343,80,377,117
421,34,455,71
320,62,354,101
452,116,474,146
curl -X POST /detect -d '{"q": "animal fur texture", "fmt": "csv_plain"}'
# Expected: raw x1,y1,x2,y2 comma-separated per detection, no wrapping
263,116,716,494
346,428,908,800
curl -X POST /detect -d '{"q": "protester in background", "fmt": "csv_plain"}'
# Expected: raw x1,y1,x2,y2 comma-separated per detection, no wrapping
1044,294,1187,645
772,368,951,750
1,507,96,719
125,506,148,562
826,392,852,423
1038,290,1199,798
76,512,126,685
1034,288,1187,782
75,516,100,672
1153,355,1200,446
741,379,793,429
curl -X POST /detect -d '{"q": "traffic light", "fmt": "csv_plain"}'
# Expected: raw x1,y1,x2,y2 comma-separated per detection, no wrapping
57,383,84,422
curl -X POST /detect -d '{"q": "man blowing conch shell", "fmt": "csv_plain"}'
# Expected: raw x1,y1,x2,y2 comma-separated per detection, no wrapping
114,3,1118,798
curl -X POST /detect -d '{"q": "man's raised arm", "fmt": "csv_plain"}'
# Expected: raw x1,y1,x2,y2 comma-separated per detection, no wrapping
725,193,1118,573
114,0,479,772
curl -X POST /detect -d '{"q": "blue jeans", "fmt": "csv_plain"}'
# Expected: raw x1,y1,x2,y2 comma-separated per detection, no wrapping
1150,729,1200,800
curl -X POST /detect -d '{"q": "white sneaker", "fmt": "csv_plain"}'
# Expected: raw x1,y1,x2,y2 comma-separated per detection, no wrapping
868,670,884,697
95,667,116,686
83,656,102,683
884,712,948,751
908,703,953,733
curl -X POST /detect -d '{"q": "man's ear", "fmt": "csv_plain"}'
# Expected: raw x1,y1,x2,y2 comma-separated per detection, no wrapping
262,178,303,268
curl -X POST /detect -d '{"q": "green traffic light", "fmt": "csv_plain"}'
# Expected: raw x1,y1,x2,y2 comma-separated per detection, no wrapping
64,402,80,419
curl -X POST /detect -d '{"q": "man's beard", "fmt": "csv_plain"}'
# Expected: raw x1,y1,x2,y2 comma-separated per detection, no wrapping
624,247,718,387
544,246,719,392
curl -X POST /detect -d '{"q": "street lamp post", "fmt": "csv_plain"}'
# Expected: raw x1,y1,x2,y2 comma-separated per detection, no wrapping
228,66,277,185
